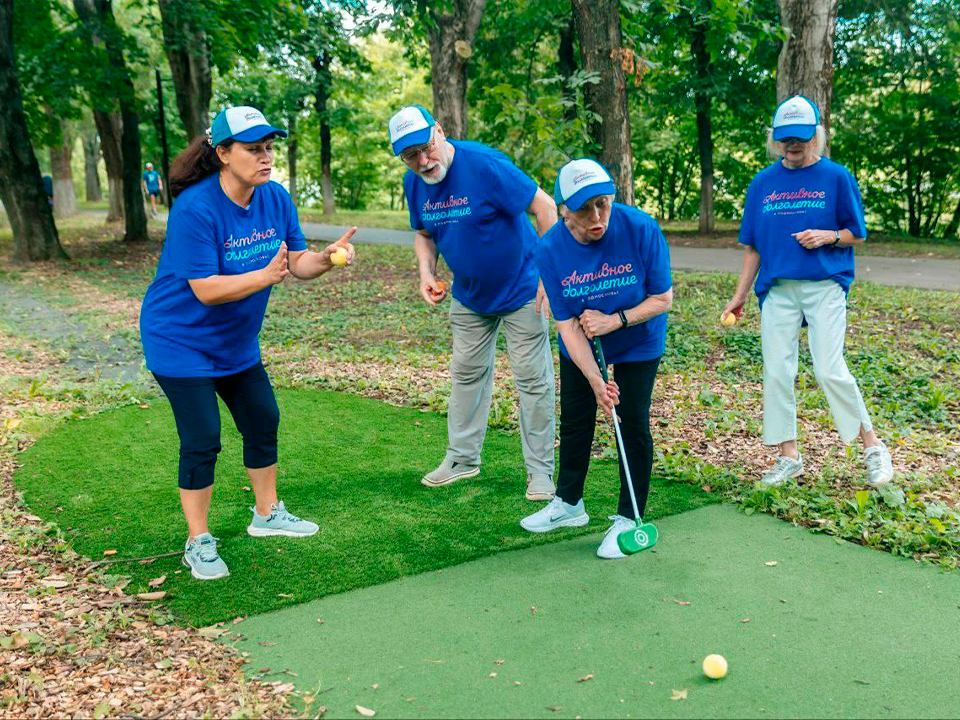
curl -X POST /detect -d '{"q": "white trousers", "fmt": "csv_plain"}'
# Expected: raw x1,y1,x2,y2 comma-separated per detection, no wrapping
761,279,873,446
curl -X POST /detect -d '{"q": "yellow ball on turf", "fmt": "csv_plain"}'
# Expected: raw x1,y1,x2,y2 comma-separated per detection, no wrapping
721,312,737,327
702,654,728,679
331,248,349,267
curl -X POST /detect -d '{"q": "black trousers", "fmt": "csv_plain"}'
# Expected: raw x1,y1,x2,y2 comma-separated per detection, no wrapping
556,353,661,519
153,362,280,490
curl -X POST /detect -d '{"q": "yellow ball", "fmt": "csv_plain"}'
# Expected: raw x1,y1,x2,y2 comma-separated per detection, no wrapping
721,312,737,327
702,654,728,679
331,248,349,267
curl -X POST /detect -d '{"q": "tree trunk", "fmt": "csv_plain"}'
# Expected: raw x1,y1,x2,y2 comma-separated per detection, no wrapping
943,195,960,240
313,52,335,216
287,112,298,206
74,0,148,243
424,0,488,139
776,0,838,155
0,0,67,262
93,109,123,221
691,17,714,234
558,15,577,122
81,131,102,202
157,0,212,141
50,120,78,218
571,0,634,205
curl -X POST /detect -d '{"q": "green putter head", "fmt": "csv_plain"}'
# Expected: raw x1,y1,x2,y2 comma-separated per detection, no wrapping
617,521,658,555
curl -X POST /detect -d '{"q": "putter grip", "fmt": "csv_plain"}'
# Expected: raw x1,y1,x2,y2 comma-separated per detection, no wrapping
591,338,609,383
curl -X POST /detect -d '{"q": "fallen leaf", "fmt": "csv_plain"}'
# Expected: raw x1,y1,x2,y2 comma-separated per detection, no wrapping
40,578,71,589
242,486,252,492
259,641,277,647
489,672,498,678
233,616,246,624
672,599,692,606
765,561,778,567
103,549,118,556
494,659,505,666
701,485,711,493
425,659,444,664
530,606,538,616
138,403,150,409
779,598,788,604
577,674,594,683
671,688,688,701
514,681,522,686
740,618,751,623
278,593,294,598
356,705,376,717
317,619,325,624
854,679,871,685
372,683,379,690
547,706,562,712
136,591,167,601
7,418,22,429
148,575,166,588
318,706,327,717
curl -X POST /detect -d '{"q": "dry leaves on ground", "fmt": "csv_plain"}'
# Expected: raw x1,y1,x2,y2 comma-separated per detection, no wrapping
0,456,296,718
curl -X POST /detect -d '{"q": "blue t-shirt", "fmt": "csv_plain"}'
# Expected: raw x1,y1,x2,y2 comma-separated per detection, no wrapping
403,140,539,315
739,157,867,306
536,204,672,365
143,170,161,191
139,175,307,377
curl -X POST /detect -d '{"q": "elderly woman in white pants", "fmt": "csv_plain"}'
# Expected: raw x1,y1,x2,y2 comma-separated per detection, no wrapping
722,95,894,488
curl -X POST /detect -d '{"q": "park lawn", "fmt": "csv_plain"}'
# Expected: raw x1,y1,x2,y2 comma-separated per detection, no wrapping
14,389,715,627
2,217,959,601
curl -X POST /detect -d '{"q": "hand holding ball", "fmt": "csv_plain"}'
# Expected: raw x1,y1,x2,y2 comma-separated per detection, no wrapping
702,654,728,679
720,312,738,327
330,247,349,267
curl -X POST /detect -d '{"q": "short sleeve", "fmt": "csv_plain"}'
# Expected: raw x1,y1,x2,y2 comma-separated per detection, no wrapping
283,190,307,252
535,243,574,323
641,223,672,295
739,179,759,247
165,204,219,280
485,152,538,217
836,167,868,239
403,172,424,230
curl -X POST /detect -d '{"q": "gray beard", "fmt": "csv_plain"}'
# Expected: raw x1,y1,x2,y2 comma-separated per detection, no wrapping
417,163,448,185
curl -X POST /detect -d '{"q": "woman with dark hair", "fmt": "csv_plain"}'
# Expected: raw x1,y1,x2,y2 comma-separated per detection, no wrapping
140,107,356,580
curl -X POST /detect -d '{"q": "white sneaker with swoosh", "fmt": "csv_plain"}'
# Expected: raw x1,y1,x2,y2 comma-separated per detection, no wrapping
520,496,589,533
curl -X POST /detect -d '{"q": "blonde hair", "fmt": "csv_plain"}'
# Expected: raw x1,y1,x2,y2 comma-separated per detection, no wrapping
766,125,827,160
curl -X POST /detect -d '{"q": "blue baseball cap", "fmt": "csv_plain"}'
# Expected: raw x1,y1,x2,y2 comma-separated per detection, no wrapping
388,105,435,155
210,106,286,146
554,159,616,211
772,96,820,141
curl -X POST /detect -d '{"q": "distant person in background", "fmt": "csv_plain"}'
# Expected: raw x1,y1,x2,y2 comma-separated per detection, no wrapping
42,174,53,207
722,95,894,488
142,162,163,218
388,105,559,501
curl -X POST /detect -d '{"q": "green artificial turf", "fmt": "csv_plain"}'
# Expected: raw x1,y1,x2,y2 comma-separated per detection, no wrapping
236,504,960,719
16,389,715,626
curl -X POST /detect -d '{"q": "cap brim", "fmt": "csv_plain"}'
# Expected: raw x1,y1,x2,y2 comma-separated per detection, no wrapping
392,127,433,156
230,125,288,143
772,124,816,142
563,181,616,211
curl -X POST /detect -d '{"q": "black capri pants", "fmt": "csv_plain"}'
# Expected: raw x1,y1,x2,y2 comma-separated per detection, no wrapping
153,361,280,490
556,353,661,519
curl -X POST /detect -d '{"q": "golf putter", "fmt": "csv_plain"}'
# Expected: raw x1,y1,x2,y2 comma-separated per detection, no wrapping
591,338,659,554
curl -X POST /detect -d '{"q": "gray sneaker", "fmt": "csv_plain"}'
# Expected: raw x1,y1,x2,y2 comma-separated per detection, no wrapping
247,501,319,537
864,441,894,487
183,533,230,580
421,457,480,487
760,453,804,487
526,473,556,501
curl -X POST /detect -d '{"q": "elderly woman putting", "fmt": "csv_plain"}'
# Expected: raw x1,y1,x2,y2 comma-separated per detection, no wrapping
722,95,894,488
520,159,672,559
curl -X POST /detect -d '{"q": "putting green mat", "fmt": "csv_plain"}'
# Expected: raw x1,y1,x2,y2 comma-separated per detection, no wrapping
236,504,960,719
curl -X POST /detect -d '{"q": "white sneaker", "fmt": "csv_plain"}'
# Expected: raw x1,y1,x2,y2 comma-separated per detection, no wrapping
520,496,589,533
760,453,804,487
597,515,635,559
864,441,894,487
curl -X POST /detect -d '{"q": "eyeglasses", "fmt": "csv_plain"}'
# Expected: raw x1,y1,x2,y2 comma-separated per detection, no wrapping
400,130,437,164
778,137,808,145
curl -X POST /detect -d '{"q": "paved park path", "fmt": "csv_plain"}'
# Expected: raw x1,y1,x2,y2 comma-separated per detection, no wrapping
77,210,960,291
236,503,960,719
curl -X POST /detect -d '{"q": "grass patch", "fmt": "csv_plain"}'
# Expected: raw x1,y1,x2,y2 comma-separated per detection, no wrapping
297,207,411,230
16,389,715,627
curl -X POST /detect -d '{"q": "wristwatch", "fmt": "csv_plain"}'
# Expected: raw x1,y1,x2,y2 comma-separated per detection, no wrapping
618,310,628,328
833,229,841,245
